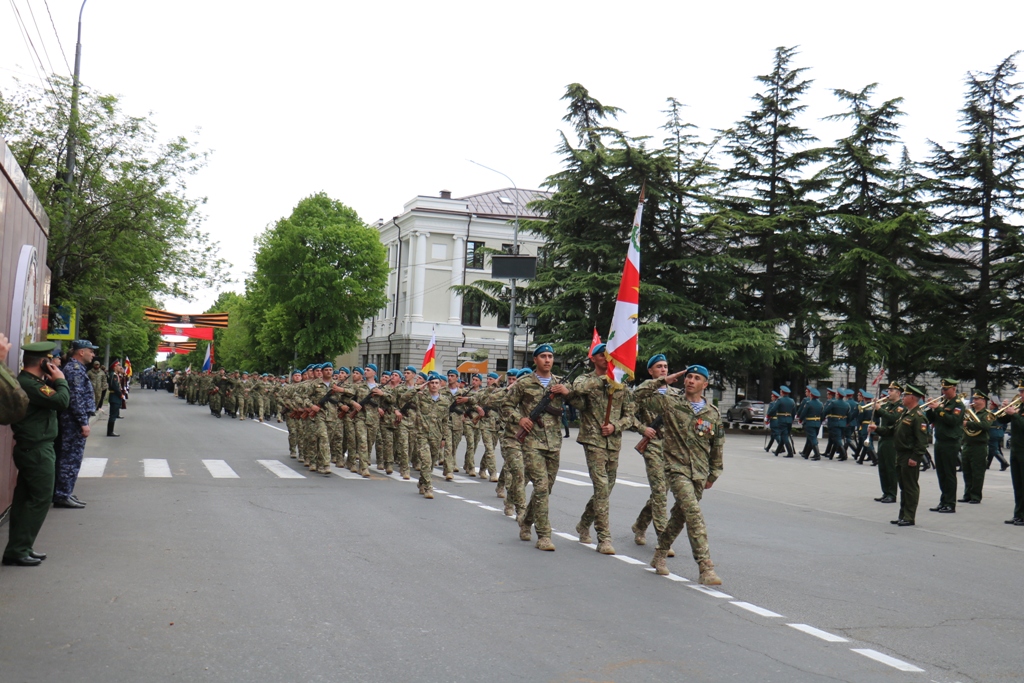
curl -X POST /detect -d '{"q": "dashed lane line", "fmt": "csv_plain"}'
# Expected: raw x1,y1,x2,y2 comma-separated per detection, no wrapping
560,469,649,488
555,476,590,487
850,649,925,672
731,601,783,618
787,624,849,643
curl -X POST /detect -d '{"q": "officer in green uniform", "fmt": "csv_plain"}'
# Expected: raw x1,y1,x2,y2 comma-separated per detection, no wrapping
764,390,780,453
869,384,928,526
926,378,964,513
3,341,70,566
959,390,995,504
872,382,904,504
996,381,1024,525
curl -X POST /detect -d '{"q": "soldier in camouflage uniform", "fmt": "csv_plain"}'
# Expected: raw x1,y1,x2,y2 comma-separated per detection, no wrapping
87,361,105,408
208,369,226,417
475,372,501,481
463,374,485,475
444,369,472,475
376,371,396,474
483,370,524,517
632,354,676,556
635,364,724,586
391,367,421,480
501,345,570,551
413,372,450,499
569,343,636,555
250,374,266,422
278,370,301,456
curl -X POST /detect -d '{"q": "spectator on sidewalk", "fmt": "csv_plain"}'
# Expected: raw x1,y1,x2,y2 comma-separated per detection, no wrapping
53,340,99,509
107,360,126,437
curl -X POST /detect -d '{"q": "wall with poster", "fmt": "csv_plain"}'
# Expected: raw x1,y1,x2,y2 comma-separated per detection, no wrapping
0,136,52,521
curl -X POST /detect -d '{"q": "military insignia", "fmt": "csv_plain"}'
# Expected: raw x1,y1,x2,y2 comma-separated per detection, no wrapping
40,385,56,397
953,408,961,415
921,424,927,431
902,418,912,425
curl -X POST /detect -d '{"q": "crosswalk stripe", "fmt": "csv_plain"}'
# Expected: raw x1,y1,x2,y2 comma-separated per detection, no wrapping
432,467,479,484
143,459,172,478
561,469,648,488
332,465,370,480
202,460,239,478
79,458,107,478
386,471,415,482
257,459,305,479
555,476,590,487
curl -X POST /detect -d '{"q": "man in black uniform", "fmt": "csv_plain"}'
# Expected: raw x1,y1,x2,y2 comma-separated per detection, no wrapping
996,381,1024,525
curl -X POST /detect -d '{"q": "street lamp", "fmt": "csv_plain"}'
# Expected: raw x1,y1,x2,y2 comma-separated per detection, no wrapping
469,160,520,370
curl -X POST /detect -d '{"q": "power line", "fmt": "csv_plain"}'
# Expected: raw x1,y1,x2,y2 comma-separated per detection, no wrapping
6,0,60,102
25,0,57,76
43,0,72,75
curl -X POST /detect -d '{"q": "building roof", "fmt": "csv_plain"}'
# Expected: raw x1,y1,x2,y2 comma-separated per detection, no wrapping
459,188,550,220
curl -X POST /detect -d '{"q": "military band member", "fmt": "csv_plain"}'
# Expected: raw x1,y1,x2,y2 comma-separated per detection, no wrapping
764,390,780,453
959,391,995,505
822,388,847,460
996,381,1024,525
869,384,928,526
771,385,796,457
872,382,904,504
926,378,964,513
854,390,877,466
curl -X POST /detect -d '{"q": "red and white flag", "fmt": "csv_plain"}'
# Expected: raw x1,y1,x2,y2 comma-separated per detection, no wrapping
871,368,887,386
588,328,602,359
421,328,437,373
604,188,645,387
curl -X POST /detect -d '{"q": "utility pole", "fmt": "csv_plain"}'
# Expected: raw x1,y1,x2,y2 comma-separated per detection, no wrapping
58,0,88,291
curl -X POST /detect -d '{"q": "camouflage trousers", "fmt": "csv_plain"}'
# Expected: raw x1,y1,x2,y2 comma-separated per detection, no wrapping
394,420,414,476
236,396,248,420
209,393,223,415
284,416,298,456
417,425,444,493
445,419,464,473
353,418,378,473
499,437,526,514
657,472,710,564
578,445,620,543
463,418,480,473
328,420,346,464
379,426,395,469
478,419,497,478
343,418,357,468
296,418,311,464
307,417,331,473
252,396,265,421
522,447,559,539
634,442,669,535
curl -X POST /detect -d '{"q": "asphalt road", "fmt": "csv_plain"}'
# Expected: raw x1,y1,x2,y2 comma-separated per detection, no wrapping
2,389,1021,682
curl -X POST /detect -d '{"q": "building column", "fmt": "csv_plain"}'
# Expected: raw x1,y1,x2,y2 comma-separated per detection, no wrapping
449,234,465,323
411,231,428,321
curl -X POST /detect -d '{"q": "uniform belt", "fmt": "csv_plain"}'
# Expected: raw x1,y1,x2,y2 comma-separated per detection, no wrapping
803,417,821,421
776,413,791,416
827,414,845,419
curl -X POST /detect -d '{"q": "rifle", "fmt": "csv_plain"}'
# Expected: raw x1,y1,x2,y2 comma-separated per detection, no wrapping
515,361,584,444
635,415,664,455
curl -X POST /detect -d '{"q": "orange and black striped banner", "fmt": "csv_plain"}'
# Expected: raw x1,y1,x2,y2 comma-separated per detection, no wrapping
144,307,229,329
157,341,198,353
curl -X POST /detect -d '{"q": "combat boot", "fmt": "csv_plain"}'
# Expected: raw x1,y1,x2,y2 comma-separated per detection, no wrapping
535,537,555,551
445,474,454,481
503,502,515,517
650,549,669,576
496,484,506,499
361,469,371,478
698,559,722,585
575,521,592,544
385,466,393,475
489,474,499,483
519,524,532,542
423,490,434,499
667,548,675,557
597,540,615,555
631,522,646,545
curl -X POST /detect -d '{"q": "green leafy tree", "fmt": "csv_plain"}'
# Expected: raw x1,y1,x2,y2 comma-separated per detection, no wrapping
245,193,388,367
926,52,1024,390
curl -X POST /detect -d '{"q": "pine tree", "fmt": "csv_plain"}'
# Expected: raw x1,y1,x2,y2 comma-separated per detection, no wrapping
927,52,1024,390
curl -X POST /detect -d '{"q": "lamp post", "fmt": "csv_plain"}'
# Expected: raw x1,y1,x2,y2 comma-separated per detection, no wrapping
57,0,88,296
469,160,520,370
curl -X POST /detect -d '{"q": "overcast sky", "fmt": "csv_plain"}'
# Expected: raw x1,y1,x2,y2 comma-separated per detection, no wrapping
3,0,1023,315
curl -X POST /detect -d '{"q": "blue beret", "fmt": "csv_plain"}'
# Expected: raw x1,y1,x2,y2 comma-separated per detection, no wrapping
473,373,483,380
809,387,820,398
447,369,458,376
338,367,350,374
405,365,417,373
533,343,554,357
292,369,302,375
647,353,667,369
381,370,391,377
487,372,499,380
518,368,533,376
780,385,790,393
685,364,709,379
351,366,363,374
418,371,429,380
321,362,334,369
366,363,378,373
591,343,607,356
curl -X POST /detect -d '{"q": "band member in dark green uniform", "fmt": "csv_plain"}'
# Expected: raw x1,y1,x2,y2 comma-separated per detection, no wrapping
869,384,928,526
926,378,964,513
3,342,70,567
797,387,823,460
872,382,904,504
960,390,995,504
997,381,1024,525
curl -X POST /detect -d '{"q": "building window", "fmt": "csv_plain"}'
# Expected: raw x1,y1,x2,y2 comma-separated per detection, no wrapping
496,358,508,372
462,297,482,327
497,308,509,329
467,241,486,269
501,243,514,255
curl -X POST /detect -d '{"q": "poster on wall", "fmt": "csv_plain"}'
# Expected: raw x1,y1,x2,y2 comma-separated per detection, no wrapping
47,305,77,340
8,245,39,371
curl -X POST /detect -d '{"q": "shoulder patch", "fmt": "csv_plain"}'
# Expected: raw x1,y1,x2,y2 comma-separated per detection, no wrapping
40,385,56,397
921,423,927,431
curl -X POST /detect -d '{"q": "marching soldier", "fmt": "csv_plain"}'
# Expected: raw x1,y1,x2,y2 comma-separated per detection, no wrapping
855,391,878,465
475,373,501,481
926,378,964,513
772,385,796,457
414,372,450,499
869,384,928,526
796,386,823,460
632,354,675,554
822,388,847,460
764,390,780,453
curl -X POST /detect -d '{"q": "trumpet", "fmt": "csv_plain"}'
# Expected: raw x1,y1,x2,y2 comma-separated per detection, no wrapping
963,405,984,437
919,396,944,410
864,396,897,411
991,395,1023,419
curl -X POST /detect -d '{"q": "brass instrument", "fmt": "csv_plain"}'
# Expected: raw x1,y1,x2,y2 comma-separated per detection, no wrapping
963,405,984,437
991,395,1023,419
919,396,943,410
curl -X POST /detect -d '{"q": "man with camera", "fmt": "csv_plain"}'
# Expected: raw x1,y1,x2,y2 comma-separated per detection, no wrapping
2,341,70,567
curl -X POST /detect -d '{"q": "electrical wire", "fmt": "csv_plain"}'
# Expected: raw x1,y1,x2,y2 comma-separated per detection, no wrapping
25,0,57,77
43,0,72,75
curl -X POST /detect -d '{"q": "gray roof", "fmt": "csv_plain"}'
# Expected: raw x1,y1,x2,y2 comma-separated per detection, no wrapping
459,188,550,220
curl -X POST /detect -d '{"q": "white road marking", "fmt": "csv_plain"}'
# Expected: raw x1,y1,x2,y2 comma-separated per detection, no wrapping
463,499,482,505
478,505,502,512
386,472,415,482
79,457,107,478
202,460,239,478
689,585,733,599
731,601,782,618
787,624,848,642
143,459,172,478
332,468,369,480
447,494,465,500
553,532,579,541
258,460,305,478
560,468,649,488
643,568,691,582
555,476,590,487
432,467,479,484
433,489,448,494
614,555,647,565
850,649,924,672
259,422,289,433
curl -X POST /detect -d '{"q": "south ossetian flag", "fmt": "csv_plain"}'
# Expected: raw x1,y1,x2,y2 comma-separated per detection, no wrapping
604,190,645,387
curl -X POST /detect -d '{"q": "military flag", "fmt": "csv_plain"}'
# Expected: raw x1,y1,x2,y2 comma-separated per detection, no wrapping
604,189,645,388
421,329,437,373
202,343,213,372
157,325,215,341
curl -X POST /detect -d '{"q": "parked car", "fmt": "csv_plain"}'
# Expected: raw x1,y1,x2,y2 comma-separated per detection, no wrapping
726,400,766,423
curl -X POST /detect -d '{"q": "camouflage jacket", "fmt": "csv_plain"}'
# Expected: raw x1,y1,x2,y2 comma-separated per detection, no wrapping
416,387,449,433
567,371,636,451
500,373,567,452
60,358,96,428
0,364,29,426
635,378,724,484
633,378,684,456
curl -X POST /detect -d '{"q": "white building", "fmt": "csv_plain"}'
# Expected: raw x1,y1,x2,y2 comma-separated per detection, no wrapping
344,188,550,374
